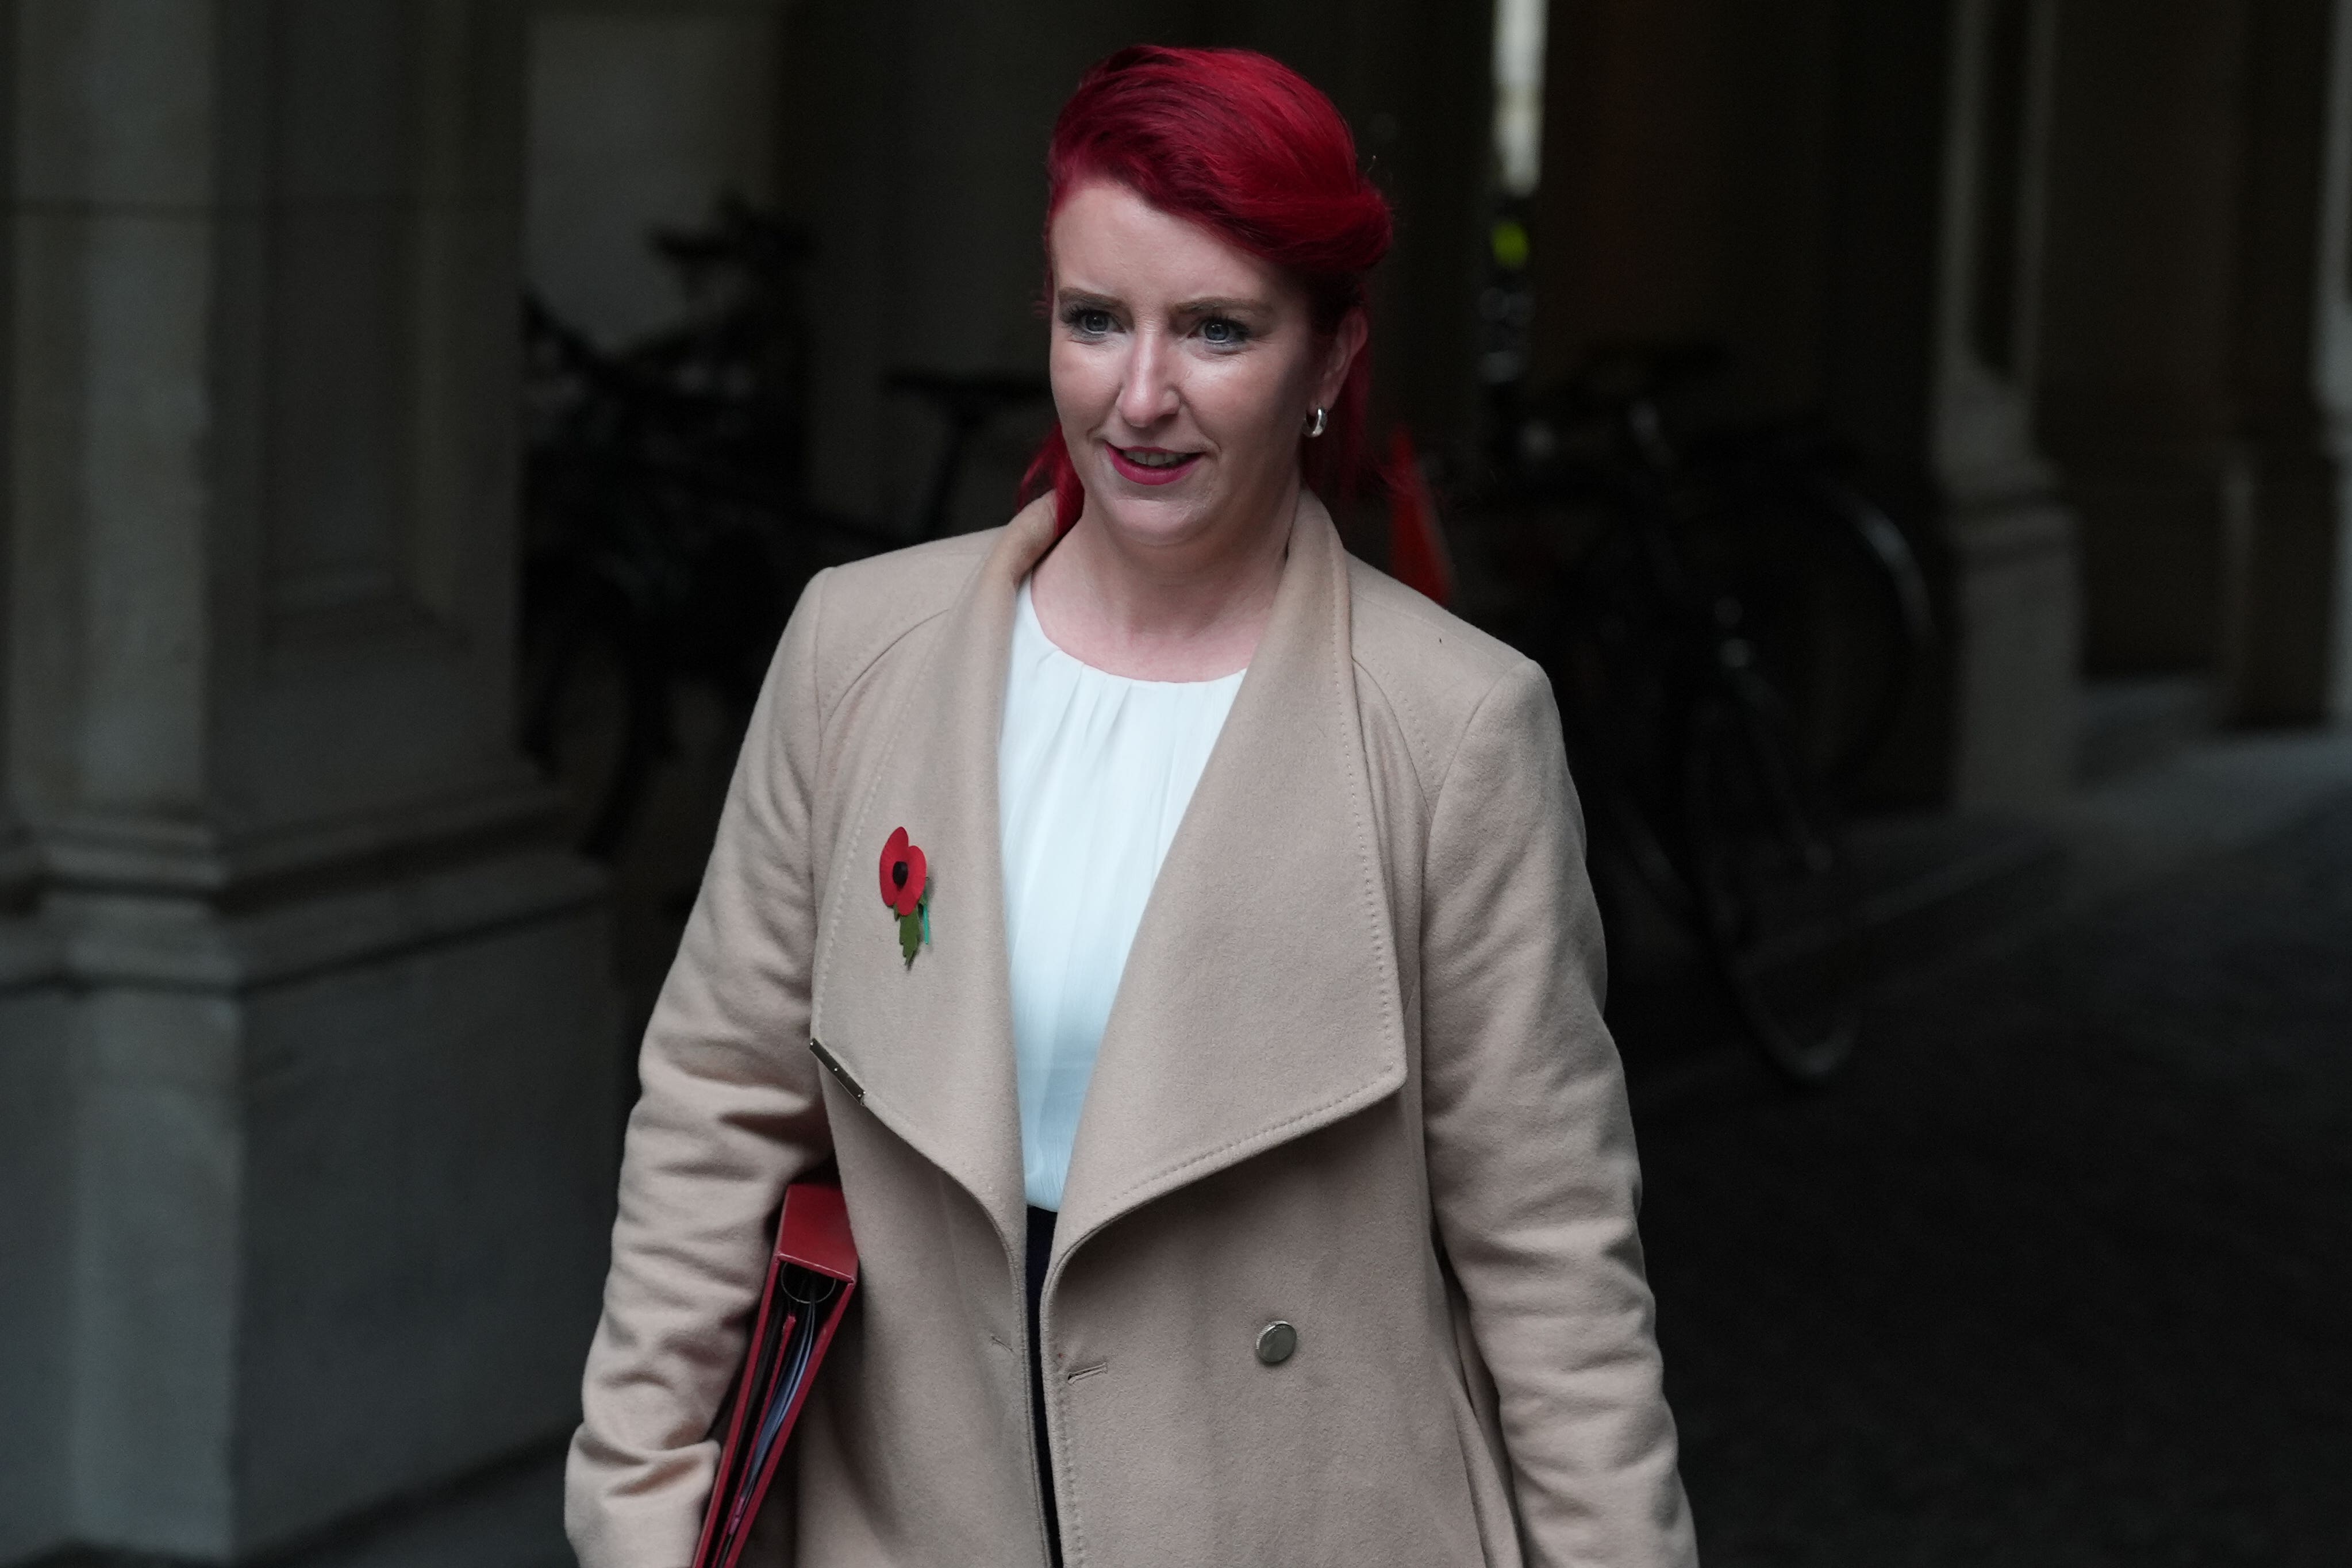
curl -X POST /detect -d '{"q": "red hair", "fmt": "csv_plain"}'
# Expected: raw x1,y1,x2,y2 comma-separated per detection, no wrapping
1020,45,1395,532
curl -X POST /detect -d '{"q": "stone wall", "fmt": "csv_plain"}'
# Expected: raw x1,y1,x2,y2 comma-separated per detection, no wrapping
1,4,612,1562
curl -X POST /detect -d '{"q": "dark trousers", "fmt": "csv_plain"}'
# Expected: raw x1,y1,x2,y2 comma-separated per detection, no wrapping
1025,1205,1064,1568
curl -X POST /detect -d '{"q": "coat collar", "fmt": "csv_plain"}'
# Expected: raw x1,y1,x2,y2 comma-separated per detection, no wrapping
808,493,1408,1263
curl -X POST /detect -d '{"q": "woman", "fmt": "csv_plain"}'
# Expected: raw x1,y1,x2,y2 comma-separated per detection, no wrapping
569,45,1695,1568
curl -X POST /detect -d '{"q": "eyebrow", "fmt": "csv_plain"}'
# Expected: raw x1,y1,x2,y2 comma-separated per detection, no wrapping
1171,295,1274,317
1055,287,1276,318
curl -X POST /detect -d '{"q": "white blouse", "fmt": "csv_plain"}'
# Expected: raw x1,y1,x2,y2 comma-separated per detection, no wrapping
998,578,1244,1212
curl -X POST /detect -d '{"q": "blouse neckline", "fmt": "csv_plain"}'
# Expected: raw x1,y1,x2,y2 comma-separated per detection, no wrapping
1016,579,1248,690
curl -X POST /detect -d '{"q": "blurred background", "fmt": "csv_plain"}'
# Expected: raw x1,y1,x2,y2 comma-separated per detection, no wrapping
1,1,2346,1564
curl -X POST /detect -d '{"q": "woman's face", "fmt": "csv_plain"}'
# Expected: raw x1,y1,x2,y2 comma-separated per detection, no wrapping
1046,179,1361,556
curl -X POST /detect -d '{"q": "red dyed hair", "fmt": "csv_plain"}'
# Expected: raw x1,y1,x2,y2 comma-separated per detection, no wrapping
1020,45,1395,533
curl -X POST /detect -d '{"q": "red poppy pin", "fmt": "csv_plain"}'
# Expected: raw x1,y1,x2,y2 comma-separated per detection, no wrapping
878,827,931,967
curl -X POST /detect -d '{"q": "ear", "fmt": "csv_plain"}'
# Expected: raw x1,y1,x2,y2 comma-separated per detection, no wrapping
1314,307,1370,413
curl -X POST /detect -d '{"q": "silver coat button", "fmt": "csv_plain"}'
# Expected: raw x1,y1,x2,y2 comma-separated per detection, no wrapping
1255,1320,1297,1366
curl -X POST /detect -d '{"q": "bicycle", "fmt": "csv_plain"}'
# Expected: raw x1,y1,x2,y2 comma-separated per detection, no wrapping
1497,344,1934,1083
521,200,1047,862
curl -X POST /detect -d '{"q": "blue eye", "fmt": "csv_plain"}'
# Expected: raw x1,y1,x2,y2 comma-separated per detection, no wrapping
1064,306,1114,337
1201,317,1250,347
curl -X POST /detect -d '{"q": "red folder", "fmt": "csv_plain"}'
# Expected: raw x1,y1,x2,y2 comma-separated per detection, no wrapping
690,1181,859,1568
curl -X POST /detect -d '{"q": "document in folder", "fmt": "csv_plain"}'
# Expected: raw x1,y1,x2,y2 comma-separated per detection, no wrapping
691,1180,859,1568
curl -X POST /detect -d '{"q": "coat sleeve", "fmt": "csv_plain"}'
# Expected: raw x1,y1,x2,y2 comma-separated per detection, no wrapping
1419,656,1698,1568
566,571,835,1568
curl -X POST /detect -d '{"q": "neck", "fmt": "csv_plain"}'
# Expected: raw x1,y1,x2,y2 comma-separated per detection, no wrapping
1028,478,1297,681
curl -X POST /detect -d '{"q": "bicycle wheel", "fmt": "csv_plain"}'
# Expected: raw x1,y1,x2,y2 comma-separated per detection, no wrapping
1678,464,1934,794
1680,675,1864,1082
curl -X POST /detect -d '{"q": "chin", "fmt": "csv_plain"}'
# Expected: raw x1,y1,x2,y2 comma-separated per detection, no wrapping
1089,490,1216,549
1081,463,1220,546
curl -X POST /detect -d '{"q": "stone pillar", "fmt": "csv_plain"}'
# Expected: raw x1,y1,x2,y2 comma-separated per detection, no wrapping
2035,0,2246,679
1817,0,2081,805
0,46,45,1519
2,3,612,1563
2224,0,2352,724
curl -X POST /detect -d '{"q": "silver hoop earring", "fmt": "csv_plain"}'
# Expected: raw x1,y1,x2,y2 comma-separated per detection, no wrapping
1306,406,1328,439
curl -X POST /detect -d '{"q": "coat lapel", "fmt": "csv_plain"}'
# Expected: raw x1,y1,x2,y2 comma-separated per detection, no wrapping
807,498,1059,1254
1053,495,1409,1259
808,494,1409,1263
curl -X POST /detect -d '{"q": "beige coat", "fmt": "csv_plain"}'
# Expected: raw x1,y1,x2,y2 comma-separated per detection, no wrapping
566,494,1696,1568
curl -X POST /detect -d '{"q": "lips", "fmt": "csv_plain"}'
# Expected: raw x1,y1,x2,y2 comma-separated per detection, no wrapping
1107,444,1202,486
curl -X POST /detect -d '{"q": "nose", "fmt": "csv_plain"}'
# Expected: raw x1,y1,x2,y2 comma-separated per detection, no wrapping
1114,328,1179,432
